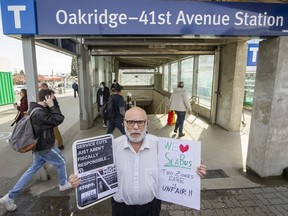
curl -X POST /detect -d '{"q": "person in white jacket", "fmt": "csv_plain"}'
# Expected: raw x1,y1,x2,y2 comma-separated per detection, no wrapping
169,81,192,137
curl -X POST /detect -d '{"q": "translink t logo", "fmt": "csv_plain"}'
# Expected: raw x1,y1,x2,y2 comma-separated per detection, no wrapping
0,0,37,35
7,5,26,28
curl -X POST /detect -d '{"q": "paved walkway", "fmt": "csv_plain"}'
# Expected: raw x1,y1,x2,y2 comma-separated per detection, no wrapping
1,91,288,215
1,185,288,215
163,186,288,216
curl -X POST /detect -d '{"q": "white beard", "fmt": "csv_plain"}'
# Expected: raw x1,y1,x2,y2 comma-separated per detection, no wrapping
125,125,147,143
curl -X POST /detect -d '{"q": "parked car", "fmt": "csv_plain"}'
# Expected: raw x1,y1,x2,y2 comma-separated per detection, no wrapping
14,85,26,94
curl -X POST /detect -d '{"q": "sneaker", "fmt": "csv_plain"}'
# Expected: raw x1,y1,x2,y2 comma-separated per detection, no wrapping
103,124,107,128
173,129,177,133
0,194,17,211
59,182,73,191
179,133,185,137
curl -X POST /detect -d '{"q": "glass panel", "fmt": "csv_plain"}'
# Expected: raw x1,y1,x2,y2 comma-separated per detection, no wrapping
98,57,104,83
170,62,178,92
181,57,193,98
119,69,154,85
197,55,214,108
244,71,256,106
163,65,169,91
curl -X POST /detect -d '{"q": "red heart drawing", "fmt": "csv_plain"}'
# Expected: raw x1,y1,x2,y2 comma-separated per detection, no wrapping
179,144,189,153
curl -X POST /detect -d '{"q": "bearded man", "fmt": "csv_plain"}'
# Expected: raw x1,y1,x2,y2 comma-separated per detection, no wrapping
69,106,206,216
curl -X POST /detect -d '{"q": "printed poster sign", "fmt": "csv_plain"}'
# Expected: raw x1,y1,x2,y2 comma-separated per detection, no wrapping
72,134,118,210
157,137,201,210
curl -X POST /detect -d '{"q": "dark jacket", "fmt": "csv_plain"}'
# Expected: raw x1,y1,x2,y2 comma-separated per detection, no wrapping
15,95,28,123
72,83,78,91
97,86,110,106
111,94,125,119
29,102,64,152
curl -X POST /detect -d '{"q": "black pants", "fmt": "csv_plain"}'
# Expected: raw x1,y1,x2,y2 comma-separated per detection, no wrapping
111,198,161,216
98,105,107,124
74,90,78,98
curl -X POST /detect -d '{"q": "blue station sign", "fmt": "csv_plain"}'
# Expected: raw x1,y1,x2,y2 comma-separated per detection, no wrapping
247,43,259,66
1,0,37,34
1,0,288,36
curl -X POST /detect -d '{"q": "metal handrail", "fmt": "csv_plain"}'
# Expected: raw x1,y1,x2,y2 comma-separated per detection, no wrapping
190,95,199,117
155,96,170,114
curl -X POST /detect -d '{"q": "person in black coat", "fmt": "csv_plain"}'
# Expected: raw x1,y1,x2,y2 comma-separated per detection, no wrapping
72,82,78,98
97,82,110,127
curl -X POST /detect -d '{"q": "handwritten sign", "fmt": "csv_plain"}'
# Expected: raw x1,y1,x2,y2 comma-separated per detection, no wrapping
72,135,118,210
157,137,201,210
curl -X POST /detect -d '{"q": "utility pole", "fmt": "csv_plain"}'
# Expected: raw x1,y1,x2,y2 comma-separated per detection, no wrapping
51,69,54,88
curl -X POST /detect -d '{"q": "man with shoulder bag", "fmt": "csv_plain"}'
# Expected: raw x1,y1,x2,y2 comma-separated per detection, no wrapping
40,82,64,150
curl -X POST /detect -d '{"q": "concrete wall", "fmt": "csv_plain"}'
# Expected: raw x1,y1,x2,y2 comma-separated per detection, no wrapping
191,103,210,119
216,42,247,132
247,37,288,177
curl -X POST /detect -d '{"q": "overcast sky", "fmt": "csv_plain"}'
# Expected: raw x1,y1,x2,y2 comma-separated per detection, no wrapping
0,10,72,75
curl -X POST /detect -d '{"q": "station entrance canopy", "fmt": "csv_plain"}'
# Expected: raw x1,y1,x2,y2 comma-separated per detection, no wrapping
1,0,288,36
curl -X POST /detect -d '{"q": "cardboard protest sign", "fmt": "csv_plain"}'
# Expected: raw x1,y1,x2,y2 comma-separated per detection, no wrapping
157,137,201,210
72,134,118,210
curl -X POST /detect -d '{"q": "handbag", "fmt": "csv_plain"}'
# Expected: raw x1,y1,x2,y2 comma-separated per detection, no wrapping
167,111,174,126
11,111,21,126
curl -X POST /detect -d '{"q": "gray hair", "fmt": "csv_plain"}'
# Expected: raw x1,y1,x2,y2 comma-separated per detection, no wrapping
177,81,184,88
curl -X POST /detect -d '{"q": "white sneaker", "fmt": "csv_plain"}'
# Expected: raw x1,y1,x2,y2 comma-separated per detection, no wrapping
103,124,107,128
0,194,17,211
59,182,73,191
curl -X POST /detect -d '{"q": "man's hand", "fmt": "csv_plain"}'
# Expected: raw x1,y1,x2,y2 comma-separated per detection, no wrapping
197,162,207,178
45,94,54,107
69,174,81,188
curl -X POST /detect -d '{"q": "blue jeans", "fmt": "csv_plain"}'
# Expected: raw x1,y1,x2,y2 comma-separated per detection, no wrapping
175,111,186,134
9,145,68,199
107,117,125,135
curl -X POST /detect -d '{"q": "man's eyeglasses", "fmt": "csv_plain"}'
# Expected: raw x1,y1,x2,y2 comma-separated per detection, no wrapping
124,120,147,127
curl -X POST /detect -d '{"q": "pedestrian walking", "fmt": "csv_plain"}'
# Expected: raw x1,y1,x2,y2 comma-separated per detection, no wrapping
106,83,126,135
40,82,64,150
72,82,78,98
169,81,192,137
0,89,72,212
97,82,110,127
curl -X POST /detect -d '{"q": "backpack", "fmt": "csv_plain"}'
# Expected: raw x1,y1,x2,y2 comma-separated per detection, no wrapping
100,97,115,120
9,107,42,153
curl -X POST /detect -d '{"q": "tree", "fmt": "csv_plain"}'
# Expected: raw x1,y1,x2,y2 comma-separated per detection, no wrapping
70,56,77,76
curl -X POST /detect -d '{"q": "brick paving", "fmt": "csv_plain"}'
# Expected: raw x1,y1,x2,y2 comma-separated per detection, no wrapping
1,185,288,215
160,186,288,216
